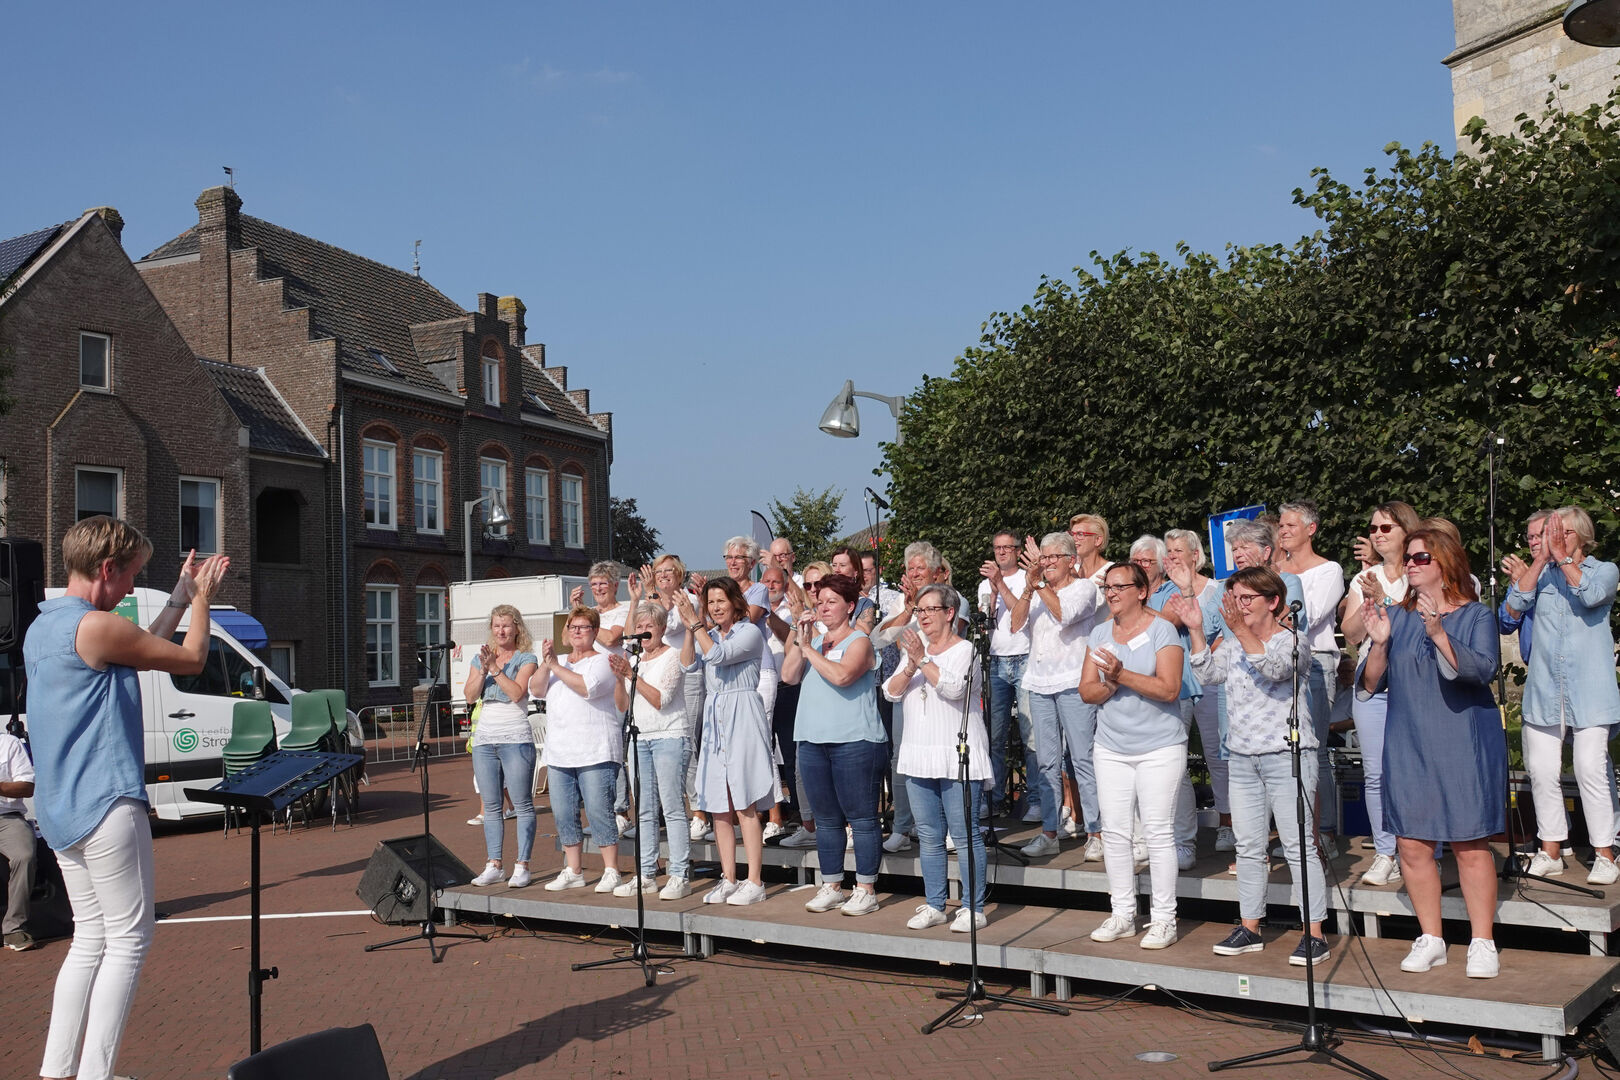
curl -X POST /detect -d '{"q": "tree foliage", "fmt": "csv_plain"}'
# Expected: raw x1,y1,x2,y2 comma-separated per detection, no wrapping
768,485,845,566
882,83,1620,592
610,496,661,570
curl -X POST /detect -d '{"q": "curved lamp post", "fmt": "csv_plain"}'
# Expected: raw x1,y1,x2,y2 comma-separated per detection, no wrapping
463,493,512,582
1565,0,1620,46
818,379,906,445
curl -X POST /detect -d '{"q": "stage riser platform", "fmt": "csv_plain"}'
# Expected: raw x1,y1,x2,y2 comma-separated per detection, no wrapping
438,881,1620,1062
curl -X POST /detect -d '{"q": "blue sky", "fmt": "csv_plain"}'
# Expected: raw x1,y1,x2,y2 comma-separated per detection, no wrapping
6,2,1459,565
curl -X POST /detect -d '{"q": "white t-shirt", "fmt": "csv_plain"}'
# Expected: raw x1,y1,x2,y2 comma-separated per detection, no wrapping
1023,577,1099,695
541,652,623,768
1293,560,1346,654
0,733,34,817
594,603,629,657
978,571,1031,657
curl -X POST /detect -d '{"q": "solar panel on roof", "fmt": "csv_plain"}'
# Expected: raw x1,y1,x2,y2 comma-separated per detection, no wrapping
0,224,64,284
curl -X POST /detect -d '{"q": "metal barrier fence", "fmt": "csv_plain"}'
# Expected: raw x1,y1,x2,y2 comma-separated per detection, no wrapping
357,702,470,764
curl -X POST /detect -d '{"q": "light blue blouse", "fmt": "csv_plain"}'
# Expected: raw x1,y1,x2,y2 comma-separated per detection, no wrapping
794,630,885,745
1092,616,1189,755
1507,557,1620,730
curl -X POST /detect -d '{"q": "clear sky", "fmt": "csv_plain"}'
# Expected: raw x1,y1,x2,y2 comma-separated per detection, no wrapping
5,1,1460,565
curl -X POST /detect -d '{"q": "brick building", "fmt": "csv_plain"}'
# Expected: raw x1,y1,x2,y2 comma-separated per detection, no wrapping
135,187,614,708
0,208,252,607
1446,0,1620,150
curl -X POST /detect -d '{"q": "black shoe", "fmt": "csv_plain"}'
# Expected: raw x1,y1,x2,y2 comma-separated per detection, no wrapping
1289,935,1330,967
1212,925,1264,956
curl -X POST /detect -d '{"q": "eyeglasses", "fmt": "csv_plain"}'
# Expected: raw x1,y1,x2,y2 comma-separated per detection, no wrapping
723,555,750,563
992,544,1017,551
1525,531,1544,543
1101,583,1135,595
566,624,595,632
1070,530,1101,539
1402,551,1434,566
1369,523,1398,534
1039,553,1067,562
1229,591,1261,607
915,605,948,615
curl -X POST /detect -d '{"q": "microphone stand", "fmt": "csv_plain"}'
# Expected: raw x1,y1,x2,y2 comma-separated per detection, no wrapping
968,607,1026,865
924,636,1068,1033
366,642,485,961
572,637,701,985
1210,601,1385,1079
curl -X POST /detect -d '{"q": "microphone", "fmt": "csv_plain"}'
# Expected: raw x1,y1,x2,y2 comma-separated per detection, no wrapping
417,640,457,653
865,487,891,511
625,631,655,641
1288,599,1304,614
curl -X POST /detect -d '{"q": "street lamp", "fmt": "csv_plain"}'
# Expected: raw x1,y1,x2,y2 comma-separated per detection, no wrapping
1565,0,1620,46
462,493,512,582
818,379,906,445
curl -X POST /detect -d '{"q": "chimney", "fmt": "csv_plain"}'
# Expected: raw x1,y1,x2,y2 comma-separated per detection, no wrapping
195,186,243,363
498,296,527,346
85,206,125,244
477,292,498,318
196,186,242,252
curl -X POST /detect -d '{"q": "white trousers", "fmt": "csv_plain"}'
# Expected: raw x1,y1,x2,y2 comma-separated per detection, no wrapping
1523,722,1617,848
1095,742,1185,926
41,798,156,1080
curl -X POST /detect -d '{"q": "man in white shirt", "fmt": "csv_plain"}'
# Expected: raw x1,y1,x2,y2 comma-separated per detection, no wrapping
0,730,37,950
768,538,803,587
978,530,1034,820
1278,500,1346,850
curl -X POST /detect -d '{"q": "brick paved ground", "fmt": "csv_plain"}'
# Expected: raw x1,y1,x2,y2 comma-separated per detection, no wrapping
0,759,1604,1079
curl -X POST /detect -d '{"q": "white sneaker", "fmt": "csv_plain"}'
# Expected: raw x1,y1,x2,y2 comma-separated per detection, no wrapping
1466,937,1500,978
1318,832,1340,859
615,813,636,839
544,867,586,891
1059,805,1080,838
951,908,988,933
471,861,505,887
907,904,948,929
762,820,785,841
1090,914,1138,942
507,865,532,889
1589,855,1619,886
779,826,818,848
1021,802,1043,823
1082,834,1104,862
502,809,517,820
1132,839,1149,871
703,879,740,904
689,816,708,841
1361,853,1401,887
1400,934,1448,972
804,882,848,912
467,814,485,826
1021,832,1060,858
703,826,716,842
594,868,624,894
612,874,658,897
725,880,768,906
1527,850,1565,878
659,876,691,900
1140,921,1178,950
1214,825,1236,852
1176,843,1196,871
882,832,913,853
841,888,879,916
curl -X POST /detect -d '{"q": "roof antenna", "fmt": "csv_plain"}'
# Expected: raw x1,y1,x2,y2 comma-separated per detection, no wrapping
223,166,235,189
413,239,421,277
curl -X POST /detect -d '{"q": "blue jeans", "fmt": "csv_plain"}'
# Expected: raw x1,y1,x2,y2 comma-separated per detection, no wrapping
878,698,914,836
1351,690,1395,856
908,776,986,912
471,741,537,863
551,761,621,849
635,736,691,879
1030,689,1099,834
988,654,1033,811
1025,690,1068,835
1229,751,1325,923
799,740,886,884
1308,651,1338,831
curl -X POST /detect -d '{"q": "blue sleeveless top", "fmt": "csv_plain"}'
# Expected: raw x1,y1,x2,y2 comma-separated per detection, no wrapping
22,596,145,850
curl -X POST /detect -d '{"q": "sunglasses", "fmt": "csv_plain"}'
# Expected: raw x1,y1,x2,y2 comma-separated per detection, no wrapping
1402,551,1434,566
1369,523,1398,534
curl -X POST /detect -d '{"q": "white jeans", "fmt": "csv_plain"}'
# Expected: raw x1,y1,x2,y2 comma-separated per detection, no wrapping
1523,722,1617,848
1095,742,1185,925
42,798,156,1080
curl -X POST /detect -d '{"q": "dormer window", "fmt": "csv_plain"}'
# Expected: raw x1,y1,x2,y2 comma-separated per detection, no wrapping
481,342,501,407
369,347,401,376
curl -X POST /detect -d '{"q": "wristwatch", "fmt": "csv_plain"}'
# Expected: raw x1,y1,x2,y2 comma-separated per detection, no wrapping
1561,556,1575,566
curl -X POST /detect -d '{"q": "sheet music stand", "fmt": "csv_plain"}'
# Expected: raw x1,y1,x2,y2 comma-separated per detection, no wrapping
187,750,363,1055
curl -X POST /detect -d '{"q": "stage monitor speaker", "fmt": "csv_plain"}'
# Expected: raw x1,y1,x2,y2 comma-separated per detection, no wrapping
356,835,474,925
0,539,46,654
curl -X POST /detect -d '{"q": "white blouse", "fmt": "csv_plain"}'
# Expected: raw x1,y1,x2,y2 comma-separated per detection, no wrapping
886,639,991,781
540,652,623,768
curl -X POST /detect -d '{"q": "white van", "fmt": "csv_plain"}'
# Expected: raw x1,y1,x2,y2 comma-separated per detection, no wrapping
1,588,362,821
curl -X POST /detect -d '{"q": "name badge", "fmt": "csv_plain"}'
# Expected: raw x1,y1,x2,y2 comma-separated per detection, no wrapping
1127,632,1151,651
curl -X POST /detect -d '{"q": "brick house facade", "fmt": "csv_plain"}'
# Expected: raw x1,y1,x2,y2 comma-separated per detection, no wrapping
136,188,614,709
0,208,252,607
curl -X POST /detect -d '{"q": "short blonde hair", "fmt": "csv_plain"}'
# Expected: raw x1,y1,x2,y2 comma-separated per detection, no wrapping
1068,513,1110,547
1554,506,1597,551
487,604,534,652
63,515,152,580
652,553,688,581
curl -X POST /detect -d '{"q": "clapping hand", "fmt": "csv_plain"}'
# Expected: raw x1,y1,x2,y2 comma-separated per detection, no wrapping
1361,599,1390,646
1358,570,1386,606
980,560,1003,587
608,654,633,679
1352,535,1378,569
1501,553,1529,583
1091,646,1121,685
540,639,556,665
899,628,926,666
1219,589,1246,629
627,571,644,601
1164,592,1200,629
1546,517,1573,564
569,585,585,608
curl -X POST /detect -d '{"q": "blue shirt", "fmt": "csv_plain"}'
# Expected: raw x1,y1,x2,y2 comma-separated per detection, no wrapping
477,651,537,704
22,596,146,850
794,630,885,745
1148,580,1203,702
1092,616,1188,755
1507,557,1620,730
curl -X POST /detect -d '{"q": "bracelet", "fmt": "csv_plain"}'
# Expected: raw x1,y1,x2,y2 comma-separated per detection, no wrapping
165,599,187,610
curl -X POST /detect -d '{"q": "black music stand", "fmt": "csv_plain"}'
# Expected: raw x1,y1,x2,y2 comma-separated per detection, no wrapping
187,750,363,1055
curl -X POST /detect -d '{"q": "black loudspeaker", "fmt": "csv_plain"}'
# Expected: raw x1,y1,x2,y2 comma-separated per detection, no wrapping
356,835,474,925
0,539,46,654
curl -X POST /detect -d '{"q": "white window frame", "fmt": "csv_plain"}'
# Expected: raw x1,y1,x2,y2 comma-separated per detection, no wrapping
412,448,444,535
524,466,550,545
560,473,584,548
80,331,111,390
366,585,399,687
416,587,447,685
75,465,123,521
178,476,222,555
268,642,296,686
482,355,501,407
479,456,508,538
362,439,396,530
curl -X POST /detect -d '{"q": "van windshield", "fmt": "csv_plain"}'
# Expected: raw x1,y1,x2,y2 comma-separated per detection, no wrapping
170,635,287,704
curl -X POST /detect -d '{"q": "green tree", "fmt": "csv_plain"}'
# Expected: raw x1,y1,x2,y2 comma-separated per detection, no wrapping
768,486,845,566
882,82,1620,596
610,496,661,569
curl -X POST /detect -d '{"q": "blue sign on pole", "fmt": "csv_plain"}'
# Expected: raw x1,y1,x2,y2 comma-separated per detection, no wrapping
1208,504,1266,580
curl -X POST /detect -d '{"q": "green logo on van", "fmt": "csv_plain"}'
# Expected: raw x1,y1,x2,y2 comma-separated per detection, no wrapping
173,729,199,752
